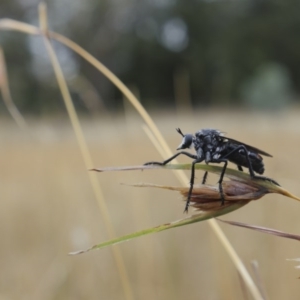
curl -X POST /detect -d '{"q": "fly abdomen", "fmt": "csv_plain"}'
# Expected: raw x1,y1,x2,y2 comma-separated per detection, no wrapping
224,146,265,175
247,152,265,174
250,159,265,174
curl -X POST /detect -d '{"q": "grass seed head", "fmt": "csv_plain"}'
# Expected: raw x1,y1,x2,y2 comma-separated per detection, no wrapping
181,180,267,212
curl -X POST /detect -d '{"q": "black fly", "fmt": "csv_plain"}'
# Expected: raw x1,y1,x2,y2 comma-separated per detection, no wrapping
144,128,279,213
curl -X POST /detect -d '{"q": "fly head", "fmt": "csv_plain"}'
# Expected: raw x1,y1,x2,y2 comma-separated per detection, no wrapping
176,128,194,150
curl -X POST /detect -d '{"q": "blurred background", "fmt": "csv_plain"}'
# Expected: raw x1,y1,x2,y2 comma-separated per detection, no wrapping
1,0,300,299
1,0,300,112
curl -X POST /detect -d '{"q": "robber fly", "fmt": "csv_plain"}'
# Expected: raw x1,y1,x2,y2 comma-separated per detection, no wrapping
144,128,279,213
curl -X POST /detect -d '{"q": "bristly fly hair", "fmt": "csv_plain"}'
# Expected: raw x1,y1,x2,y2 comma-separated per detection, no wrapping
144,128,279,213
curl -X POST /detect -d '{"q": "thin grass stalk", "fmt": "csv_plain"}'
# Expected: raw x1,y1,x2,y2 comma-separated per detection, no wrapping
238,271,251,300
142,125,166,159
38,4,133,300
251,260,268,300
0,47,27,129
0,17,263,300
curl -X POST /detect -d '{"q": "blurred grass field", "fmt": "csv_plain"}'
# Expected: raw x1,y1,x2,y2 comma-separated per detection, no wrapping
1,108,300,300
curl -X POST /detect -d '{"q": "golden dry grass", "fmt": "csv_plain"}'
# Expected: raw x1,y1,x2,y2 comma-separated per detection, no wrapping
1,108,300,299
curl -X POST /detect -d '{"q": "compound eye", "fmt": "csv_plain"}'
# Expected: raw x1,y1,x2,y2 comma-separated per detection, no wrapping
176,134,193,150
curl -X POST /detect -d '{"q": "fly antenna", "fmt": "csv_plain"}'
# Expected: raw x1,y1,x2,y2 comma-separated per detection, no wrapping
176,128,184,137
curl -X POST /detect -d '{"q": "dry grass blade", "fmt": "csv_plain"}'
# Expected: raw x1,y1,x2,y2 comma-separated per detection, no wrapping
0,47,27,129
218,219,300,241
286,259,300,272
251,261,268,300
0,18,40,35
69,197,247,255
37,4,133,300
92,163,300,203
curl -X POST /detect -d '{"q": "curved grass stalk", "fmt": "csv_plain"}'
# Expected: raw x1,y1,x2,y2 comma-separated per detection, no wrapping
70,201,248,255
0,47,27,129
38,5,134,300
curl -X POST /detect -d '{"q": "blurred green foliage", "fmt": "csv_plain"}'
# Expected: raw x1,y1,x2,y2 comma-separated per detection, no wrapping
241,62,292,109
0,0,300,113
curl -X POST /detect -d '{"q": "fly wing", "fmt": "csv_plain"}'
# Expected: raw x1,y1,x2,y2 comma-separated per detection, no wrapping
221,136,273,157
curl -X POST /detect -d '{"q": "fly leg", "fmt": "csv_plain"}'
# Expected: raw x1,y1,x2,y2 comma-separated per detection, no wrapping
144,151,197,166
211,158,228,205
202,171,208,184
184,158,203,213
145,151,201,213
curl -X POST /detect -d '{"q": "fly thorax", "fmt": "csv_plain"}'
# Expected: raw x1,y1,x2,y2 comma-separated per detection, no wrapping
205,143,214,151
196,147,204,160
205,151,211,164
204,135,211,144
193,138,202,151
